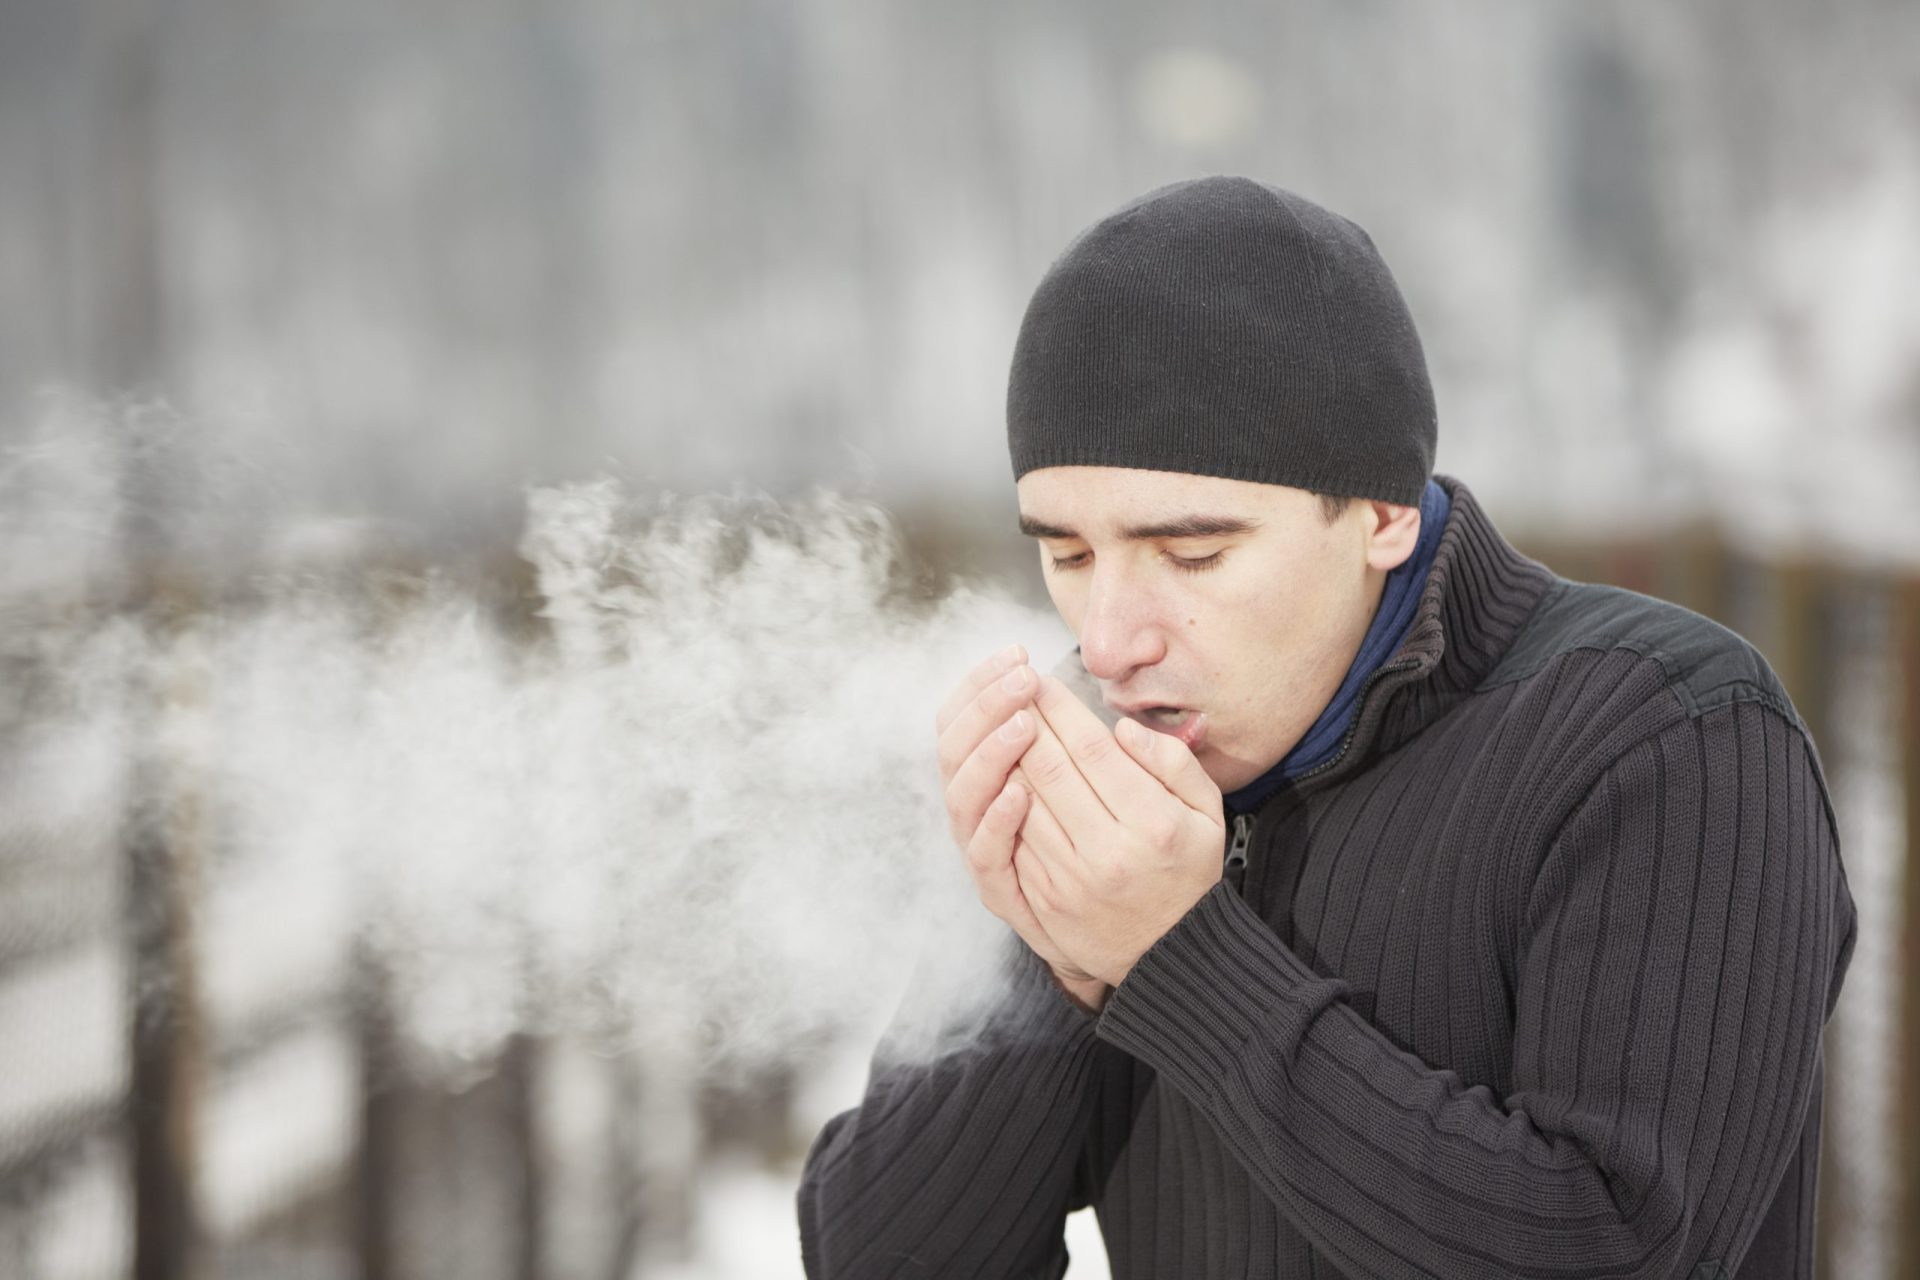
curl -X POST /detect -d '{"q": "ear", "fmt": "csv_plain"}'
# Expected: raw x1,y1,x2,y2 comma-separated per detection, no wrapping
1361,499,1421,573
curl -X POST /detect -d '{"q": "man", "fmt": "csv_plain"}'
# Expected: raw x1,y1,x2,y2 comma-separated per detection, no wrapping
797,176,1856,1279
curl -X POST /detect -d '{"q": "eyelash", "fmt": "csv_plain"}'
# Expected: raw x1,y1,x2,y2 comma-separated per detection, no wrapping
1048,551,1225,574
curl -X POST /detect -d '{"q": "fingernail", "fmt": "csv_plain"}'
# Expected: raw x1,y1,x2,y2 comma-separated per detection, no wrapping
997,643,1023,669
1123,718,1152,755
1000,666,1030,694
998,709,1029,741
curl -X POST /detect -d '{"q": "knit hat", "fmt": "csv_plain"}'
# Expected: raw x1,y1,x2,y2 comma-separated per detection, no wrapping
1006,176,1436,506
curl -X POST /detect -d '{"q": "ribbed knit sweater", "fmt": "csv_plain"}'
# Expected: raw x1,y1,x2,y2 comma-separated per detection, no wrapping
797,475,1858,1279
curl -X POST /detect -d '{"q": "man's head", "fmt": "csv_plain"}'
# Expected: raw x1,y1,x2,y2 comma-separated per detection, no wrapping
1006,176,1435,790
1016,466,1419,791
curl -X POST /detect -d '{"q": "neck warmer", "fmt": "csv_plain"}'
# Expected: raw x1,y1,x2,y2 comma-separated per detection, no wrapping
1223,477,1451,816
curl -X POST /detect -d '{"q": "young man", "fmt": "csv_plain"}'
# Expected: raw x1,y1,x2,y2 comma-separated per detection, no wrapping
798,176,1856,1279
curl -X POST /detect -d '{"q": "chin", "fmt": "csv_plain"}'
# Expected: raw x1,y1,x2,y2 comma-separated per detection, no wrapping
1196,742,1273,797
1198,753,1247,793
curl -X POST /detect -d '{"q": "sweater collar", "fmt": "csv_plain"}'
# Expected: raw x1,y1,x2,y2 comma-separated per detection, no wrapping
1282,473,1556,793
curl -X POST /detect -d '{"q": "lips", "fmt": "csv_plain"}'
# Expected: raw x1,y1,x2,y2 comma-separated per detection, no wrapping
1110,702,1210,753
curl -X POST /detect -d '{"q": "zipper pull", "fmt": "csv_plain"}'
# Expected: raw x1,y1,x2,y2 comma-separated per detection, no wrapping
1224,813,1252,893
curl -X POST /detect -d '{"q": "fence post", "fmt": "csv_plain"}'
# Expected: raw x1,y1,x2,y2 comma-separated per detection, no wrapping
501,1029,546,1280
1895,575,1920,1280
99,0,199,1263
352,940,399,1280
1767,561,1851,1277
124,585,206,1280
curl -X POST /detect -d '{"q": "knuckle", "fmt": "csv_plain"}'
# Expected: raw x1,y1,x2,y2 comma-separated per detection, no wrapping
947,799,983,847
966,819,1007,866
1143,810,1181,851
1073,732,1116,768
1027,752,1072,789
1024,874,1064,919
942,773,966,818
965,840,996,876
944,729,993,784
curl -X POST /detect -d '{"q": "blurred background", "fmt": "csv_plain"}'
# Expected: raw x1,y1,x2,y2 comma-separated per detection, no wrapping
2,1,1917,1277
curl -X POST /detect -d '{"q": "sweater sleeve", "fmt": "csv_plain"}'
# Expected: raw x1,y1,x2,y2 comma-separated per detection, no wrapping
797,933,1106,1279
1093,700,1858,1279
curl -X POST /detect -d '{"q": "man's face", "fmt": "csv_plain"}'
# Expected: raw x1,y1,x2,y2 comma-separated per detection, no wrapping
1016,465,1404,794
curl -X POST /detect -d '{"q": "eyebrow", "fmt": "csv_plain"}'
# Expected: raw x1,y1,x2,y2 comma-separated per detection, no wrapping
1016,512,1264,541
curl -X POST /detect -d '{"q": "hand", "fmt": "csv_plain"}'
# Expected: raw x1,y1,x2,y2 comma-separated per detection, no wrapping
1009,676,1226,988
935,647,1106,1001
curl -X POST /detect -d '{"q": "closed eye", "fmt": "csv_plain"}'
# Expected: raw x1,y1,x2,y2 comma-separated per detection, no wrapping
1167,551,1225,573
1046,550,1226,573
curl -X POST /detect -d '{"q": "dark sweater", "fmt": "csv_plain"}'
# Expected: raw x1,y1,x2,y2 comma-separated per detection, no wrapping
797,475,1858,1279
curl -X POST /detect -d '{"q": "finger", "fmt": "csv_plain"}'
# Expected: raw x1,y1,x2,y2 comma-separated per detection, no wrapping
1011,769,1077,867
934,644,1027,737
1025,674,1174,829
1113,714,1224,824
935,661,1039,787
1011,690,1118,839
1013,837,1063,920
964,781,1059,950
945,706,1036,849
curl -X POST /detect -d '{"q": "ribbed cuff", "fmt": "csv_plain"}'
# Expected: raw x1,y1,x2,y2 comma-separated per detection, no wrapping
1095,882,1349,1110
1002,935,1107,1039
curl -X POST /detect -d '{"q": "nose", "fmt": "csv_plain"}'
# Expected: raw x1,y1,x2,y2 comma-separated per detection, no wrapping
1076,563,1168,683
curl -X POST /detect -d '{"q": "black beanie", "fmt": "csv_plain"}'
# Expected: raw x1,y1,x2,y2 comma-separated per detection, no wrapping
1006,176,1436,507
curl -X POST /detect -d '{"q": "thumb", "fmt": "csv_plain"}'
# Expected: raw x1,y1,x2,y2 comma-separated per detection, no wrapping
1117,715,1221,819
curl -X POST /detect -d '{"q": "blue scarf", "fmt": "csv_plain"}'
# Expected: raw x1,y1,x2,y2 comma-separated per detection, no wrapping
1223,478,1451,816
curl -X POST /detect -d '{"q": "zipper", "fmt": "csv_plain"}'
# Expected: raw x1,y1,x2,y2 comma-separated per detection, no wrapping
1219,653,1425,899
1223,813,1253,893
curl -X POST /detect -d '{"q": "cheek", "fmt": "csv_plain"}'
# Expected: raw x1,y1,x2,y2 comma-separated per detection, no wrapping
1217,572,1305,642
1044,579,1085,631
1260,543,1358,619
1205,567,1335,681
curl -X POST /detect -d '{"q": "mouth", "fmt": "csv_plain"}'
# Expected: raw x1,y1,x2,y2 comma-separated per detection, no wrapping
1115,704,1210,753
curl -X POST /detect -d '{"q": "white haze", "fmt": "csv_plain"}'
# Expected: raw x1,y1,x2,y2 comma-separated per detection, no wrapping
0,403,1078,1088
